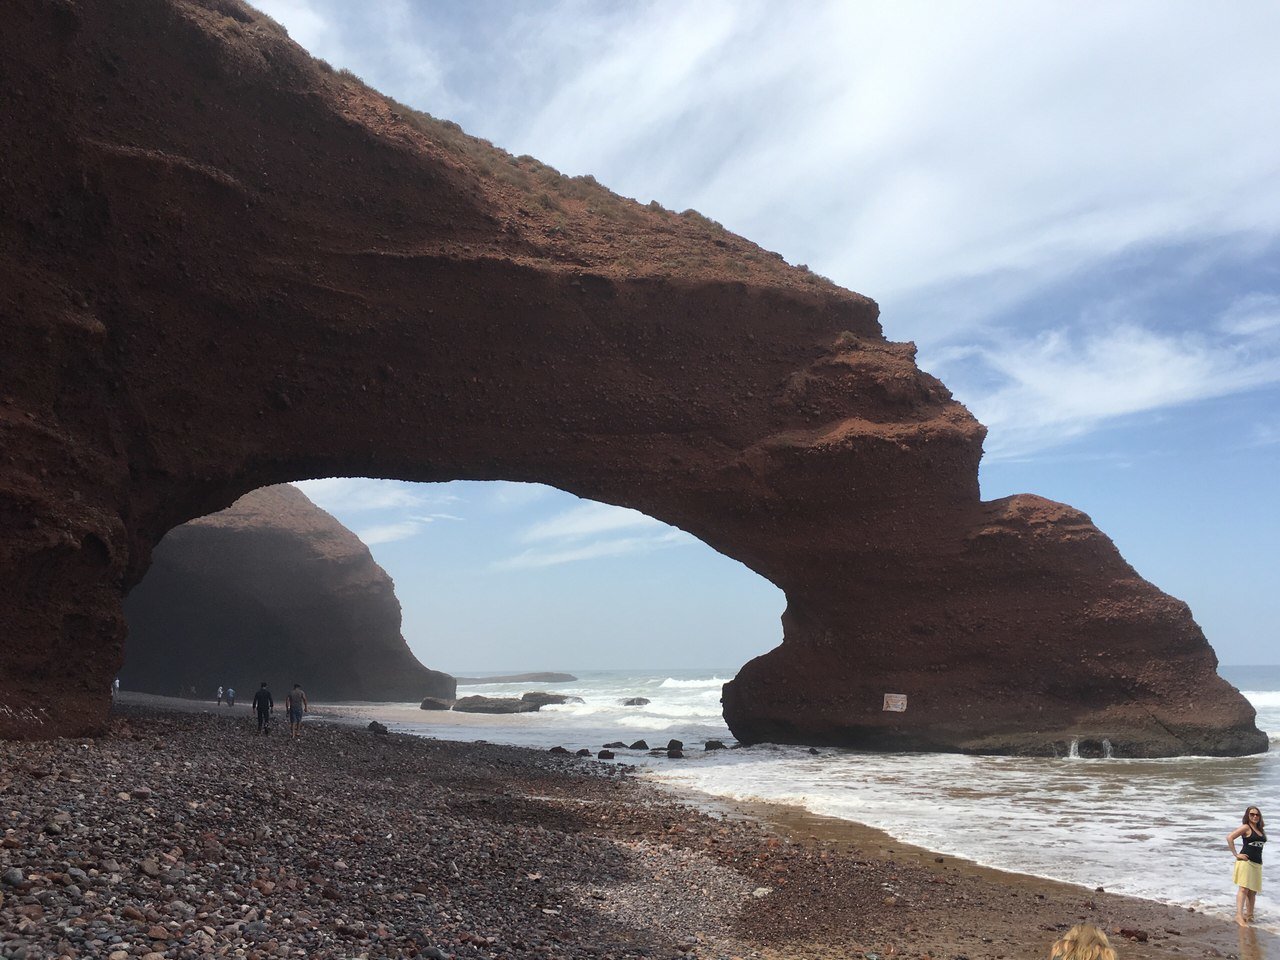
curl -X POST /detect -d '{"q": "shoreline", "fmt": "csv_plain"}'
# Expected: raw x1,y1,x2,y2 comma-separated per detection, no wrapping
32,692,1265,960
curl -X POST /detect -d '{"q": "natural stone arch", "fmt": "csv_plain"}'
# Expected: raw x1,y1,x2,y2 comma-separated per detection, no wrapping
0,0,1263,754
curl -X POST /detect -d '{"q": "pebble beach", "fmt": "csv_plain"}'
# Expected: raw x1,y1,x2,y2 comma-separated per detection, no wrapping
0,697,1270,960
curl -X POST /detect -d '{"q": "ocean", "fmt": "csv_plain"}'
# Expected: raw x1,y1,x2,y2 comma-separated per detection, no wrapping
346,664,1280,930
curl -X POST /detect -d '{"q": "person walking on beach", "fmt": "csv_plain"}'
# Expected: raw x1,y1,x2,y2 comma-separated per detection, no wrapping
226,686,235,707
285,683,308,739
1229,805,1266,925
217,685,224,706
1049,924,1116,960
252,682,274,735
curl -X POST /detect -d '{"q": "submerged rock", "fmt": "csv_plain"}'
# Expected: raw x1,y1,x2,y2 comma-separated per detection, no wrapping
454,696,538,715
520,692,582,709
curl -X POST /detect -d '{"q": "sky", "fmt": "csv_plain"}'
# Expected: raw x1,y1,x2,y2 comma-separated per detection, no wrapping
247,0,1280,671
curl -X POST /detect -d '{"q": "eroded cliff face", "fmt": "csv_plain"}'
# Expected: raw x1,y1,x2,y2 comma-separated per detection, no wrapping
121,484,455,702
0,0,1264,753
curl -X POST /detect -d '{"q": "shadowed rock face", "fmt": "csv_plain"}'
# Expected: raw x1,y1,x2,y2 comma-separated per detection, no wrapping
0,0,1265,754
121,485,455,702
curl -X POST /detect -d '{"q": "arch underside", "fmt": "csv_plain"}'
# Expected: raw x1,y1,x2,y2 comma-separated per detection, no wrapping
0,0,1264,754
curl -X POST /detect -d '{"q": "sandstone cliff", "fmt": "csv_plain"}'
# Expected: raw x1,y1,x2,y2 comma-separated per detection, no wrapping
120,484,455,702
0,0,1264,753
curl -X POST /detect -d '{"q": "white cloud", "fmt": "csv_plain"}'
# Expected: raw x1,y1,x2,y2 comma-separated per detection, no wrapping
293,478,459,513
355,513,460,546
1218,294,1280,338
940,322,1280,459
522,501,663,543
487,482,554,510
490,500,694,569
356,521,426,545
1246,421,1280,449
493,530,692,571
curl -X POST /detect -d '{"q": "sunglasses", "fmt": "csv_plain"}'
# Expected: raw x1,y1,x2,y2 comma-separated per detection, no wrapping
1249,812,1261,817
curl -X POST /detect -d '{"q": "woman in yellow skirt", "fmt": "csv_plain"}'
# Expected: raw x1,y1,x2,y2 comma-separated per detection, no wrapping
1228,805,1266,925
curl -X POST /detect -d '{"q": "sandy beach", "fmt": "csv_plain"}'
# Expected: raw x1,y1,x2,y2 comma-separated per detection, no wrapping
0,694,1270,960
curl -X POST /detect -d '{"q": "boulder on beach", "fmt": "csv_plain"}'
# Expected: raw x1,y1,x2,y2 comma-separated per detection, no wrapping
622,697,650,707
666,739,684,751
705,740,726,751
419,697,454,711
453,696,539,714
598,749,615,760
367,721,389,735
603,741,627,749
629,740,649,750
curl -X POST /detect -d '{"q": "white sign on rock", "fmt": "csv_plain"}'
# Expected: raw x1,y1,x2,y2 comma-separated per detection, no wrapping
882,693,907,712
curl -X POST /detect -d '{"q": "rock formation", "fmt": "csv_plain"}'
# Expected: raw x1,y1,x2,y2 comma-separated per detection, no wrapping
121,484,455,702
0,0,1265,753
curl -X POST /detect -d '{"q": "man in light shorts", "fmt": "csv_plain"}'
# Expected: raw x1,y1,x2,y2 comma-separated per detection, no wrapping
286,683,309,739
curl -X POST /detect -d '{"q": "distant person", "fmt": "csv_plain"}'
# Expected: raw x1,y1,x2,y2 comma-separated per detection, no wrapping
226,686,236,707
252,682,274,734
1049,924,1116,960
286,683,309,739
217,685,224,706
112,677,120,700
1229,805,1266,925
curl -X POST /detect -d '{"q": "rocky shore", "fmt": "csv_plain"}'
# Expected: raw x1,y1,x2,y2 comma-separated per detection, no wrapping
0,702,1265,960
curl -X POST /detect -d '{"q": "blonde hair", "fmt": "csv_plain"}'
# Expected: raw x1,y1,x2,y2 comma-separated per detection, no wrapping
1050,924,1117,960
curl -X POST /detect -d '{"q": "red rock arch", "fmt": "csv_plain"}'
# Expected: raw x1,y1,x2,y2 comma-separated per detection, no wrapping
0,0,1263,754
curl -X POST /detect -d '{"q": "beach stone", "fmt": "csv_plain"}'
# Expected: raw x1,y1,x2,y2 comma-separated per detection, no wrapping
597,750,615,760
131,787,153,800
575,748,591,757
602,742,626,749
628,740,649,750
419,697,453,711
704,740,726,750
667,748,683,759
367,721,389,735
138,860,161,877
621,697,650,706
548,746,570,754
666,739,683,751
2,867,26,886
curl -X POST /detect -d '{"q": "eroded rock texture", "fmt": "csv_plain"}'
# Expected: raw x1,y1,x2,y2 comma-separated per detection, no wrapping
121,484,455,702
0,0,1264,753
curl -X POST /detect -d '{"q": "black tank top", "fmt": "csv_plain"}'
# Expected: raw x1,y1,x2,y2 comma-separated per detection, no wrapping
1243,828,1266,865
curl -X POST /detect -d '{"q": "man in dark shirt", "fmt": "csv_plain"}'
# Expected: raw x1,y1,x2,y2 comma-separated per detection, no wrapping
252,682,273,735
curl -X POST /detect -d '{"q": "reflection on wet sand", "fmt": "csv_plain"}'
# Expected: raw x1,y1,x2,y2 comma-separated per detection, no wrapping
1238,922,1263,960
